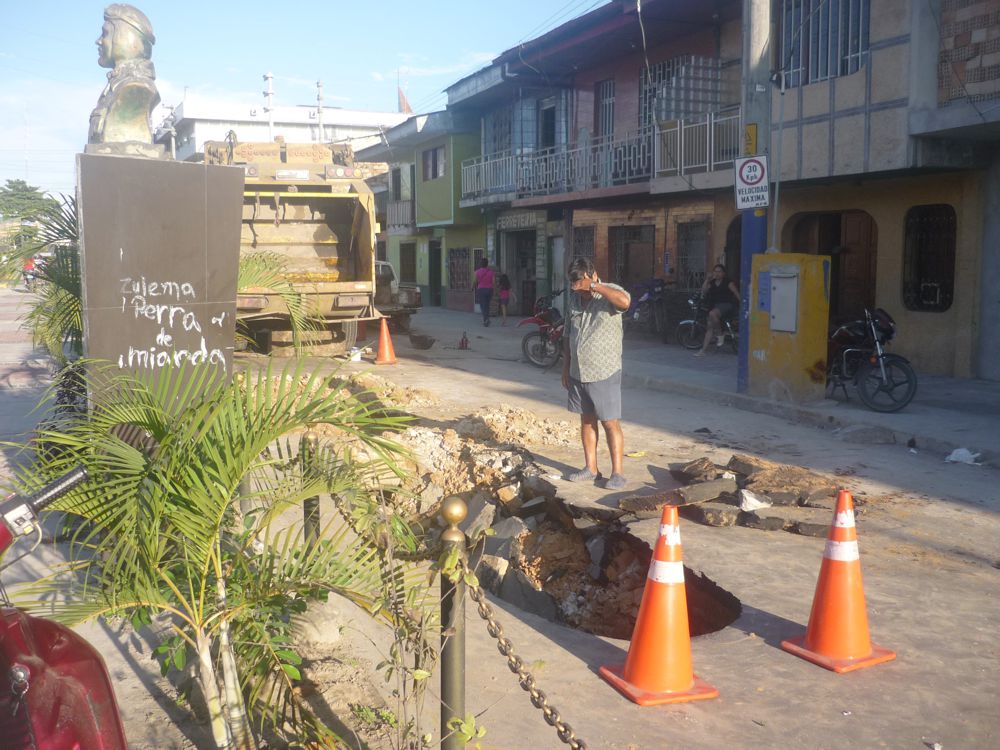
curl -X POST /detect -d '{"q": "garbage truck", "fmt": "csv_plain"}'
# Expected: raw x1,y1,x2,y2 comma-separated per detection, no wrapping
204,138,380,355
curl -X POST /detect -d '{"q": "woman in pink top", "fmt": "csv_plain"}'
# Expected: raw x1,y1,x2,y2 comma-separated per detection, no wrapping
473,257,495,326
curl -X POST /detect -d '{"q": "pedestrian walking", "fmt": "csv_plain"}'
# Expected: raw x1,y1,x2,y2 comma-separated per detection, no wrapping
561,256,631,490
473,257,494,327
498,273,512,325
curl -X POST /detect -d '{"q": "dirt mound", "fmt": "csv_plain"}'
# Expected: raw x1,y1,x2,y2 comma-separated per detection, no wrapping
454,404,576,447
347,371,438,409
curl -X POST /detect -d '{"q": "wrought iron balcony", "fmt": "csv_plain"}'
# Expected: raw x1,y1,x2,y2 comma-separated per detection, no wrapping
654,108,742,177
461,127,655,203
460,107,741,203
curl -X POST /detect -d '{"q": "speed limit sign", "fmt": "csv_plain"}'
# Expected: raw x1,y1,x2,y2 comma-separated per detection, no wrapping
734,155,770,210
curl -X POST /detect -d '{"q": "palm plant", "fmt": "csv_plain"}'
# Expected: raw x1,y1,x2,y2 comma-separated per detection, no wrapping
7,359,430,748
236,251,324,353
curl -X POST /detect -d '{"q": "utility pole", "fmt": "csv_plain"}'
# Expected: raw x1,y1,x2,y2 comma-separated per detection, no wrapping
737,0,772,393
316,80,324,142
263,72,275,142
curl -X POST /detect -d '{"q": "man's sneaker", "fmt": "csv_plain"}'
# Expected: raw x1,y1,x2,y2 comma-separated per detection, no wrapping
606,473,627,490
567,468,603,483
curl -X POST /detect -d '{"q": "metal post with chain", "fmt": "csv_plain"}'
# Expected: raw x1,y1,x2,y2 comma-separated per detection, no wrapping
437,497,588,750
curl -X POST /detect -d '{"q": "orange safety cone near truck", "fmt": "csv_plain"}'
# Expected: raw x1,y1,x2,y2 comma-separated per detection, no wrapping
599,506,718,705
375,317,397,365
781,489,896,673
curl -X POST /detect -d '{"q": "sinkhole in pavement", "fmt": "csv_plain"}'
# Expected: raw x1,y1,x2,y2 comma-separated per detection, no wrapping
479,516,742,640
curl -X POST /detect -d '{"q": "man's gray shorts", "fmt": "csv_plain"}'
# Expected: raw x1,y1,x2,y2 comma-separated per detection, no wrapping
567,370,622,421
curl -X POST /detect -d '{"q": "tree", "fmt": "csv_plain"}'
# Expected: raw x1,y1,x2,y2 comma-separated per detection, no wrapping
9,359,428,748
0,179,58,222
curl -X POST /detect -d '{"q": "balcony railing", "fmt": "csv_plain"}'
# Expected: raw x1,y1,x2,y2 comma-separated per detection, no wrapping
461,107,741,202
654,108,742,178
461,127,655,202
387,199,414,228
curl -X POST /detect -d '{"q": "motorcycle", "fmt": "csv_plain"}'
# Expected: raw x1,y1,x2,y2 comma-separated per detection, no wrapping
828,307,917,412
624,278,666,335
674,291,739,353
519,288,565,368
0,466,129,749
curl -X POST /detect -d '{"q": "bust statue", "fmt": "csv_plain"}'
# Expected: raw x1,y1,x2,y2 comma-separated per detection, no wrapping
86,4,165,157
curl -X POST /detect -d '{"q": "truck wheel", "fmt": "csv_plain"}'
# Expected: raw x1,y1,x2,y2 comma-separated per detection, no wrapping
389,314,411,333
339,320,358,352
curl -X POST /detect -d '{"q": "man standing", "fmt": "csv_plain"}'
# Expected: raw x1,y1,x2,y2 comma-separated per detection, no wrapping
561,256,631,489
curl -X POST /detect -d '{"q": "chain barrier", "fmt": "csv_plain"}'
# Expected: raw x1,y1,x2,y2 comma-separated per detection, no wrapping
465,569,588,750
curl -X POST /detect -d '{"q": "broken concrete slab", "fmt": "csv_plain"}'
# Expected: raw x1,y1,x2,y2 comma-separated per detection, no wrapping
459,490,496,537
495,482,523,514
679,502,740,527
737,509,788,531
727,453,775,477
485,516,528,558
516,497,548,519
738,505,833,537
618,490,684,517
668,457,719,483
677,477,739,505
476,553,509,594
499,568,558,621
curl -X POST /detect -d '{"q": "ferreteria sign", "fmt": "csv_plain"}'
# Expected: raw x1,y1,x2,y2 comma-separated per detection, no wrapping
733,155,770,210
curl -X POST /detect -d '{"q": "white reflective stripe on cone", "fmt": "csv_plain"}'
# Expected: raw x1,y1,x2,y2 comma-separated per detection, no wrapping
833,510,856,528
660,524,681,546
824,540,860,561
648,560,685,584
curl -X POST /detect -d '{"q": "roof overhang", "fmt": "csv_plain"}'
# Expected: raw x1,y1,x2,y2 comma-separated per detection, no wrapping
355,110,478,162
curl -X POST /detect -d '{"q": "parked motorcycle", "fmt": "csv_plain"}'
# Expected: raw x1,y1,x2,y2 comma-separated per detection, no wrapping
674,291,739,353
519,288,565,368
828,307,917,412
0,466,129,749
624,278,666,335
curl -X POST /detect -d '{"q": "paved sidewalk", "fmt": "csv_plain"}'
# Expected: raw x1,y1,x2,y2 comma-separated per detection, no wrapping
388,306,1000,466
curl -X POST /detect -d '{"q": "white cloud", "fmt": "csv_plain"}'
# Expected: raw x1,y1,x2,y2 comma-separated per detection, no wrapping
370,71,385,82
394,51,496,79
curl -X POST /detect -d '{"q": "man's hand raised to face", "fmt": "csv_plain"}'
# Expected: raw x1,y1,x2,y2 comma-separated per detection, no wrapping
570,272,598,293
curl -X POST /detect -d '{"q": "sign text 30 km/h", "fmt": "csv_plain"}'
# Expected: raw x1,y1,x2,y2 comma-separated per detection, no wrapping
734,155,770,210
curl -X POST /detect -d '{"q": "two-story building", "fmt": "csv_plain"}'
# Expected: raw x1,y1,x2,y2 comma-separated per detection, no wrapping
355,111,486,311
449,0,1000,379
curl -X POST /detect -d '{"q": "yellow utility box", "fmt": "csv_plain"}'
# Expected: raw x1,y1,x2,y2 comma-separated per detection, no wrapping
749,253,830,402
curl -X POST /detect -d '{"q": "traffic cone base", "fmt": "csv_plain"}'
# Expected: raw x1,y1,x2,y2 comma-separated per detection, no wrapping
780,636,896,674
375,318,397,365
599,664,719,706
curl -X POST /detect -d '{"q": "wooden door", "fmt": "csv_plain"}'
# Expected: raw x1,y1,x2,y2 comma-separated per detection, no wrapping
837,212,877,322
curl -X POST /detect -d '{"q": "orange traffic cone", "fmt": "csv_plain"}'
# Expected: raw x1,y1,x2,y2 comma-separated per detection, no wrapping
375,318,397,365
599,506,718,705
781,490,896,673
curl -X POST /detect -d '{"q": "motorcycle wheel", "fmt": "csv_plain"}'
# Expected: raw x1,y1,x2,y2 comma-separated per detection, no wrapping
856,354,917,412
675,320,705,350
522,331,561,368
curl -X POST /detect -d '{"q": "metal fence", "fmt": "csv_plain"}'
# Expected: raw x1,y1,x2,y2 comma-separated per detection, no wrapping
654,109,742,178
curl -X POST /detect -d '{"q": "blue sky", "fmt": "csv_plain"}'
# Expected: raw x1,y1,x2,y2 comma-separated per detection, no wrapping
0,0,605,196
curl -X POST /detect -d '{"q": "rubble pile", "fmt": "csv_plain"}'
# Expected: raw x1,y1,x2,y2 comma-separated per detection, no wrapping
618,453,846,537
454,405,576,447
346,372,438,409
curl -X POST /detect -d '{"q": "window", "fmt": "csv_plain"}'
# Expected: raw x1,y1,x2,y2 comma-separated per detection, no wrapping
399,242,417,283
780,0,870,87
902,205,955,312
390,168,402,200
448,247,471,289
595,79,615,138
572,226,595,259
422,145,446,180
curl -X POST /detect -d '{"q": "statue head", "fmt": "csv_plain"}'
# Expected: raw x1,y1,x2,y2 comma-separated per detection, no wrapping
96,4,155,69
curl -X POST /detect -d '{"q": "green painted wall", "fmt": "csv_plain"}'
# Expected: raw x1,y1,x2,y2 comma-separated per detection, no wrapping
440,225,486,308
415,136,452,225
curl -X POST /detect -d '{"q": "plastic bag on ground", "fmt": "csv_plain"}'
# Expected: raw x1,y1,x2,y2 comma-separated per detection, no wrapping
739,489,772,511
